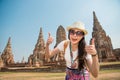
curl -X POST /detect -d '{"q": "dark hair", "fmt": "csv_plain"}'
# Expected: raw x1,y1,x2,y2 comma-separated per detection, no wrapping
78,37,87,71
68,30,87,71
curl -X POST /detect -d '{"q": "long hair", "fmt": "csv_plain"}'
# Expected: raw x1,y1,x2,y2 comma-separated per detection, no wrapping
78,37,87,71
68,30,87,71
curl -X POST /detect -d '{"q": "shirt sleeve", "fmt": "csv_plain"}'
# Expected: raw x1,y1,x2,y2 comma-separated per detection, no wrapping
56,40,65,51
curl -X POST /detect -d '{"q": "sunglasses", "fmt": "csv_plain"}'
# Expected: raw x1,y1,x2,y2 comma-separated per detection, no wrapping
69,29,84,36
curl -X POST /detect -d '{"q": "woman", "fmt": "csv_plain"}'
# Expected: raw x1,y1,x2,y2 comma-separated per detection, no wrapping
45,21,99,80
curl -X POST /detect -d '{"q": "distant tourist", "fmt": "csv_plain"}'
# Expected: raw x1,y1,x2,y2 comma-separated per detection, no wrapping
45,21,99,80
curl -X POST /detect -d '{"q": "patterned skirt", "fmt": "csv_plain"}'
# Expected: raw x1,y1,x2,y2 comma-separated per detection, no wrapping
65,67,90,80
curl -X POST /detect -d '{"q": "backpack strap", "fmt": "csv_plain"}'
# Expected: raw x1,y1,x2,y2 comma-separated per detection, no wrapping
63,40,69,53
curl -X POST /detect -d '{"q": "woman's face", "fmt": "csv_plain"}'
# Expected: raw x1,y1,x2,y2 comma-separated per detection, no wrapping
69,28,84,45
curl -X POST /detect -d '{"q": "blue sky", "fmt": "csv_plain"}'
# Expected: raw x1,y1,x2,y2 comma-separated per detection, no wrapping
0,0,120,62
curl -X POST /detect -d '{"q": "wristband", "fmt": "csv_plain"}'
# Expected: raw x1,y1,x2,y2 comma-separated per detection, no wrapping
92,54,97,57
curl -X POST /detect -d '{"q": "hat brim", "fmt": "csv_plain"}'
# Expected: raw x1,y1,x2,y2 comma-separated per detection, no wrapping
67,26,88,35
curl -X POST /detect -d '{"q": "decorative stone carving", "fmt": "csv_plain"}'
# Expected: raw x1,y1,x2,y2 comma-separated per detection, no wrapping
92,11,116,62
1,37,14,66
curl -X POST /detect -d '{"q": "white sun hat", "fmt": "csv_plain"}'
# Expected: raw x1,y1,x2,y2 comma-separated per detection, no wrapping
66,21,88,35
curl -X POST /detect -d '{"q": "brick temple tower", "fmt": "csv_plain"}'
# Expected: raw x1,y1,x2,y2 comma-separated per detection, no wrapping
1,37,14,66
92,11,115,62
28,27,45,67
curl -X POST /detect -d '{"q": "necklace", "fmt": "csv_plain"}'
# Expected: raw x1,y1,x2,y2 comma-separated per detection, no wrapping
70,42,78,68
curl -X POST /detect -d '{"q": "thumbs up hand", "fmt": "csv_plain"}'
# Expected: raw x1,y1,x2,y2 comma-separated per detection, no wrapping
46,32,54,45
85,38,97,55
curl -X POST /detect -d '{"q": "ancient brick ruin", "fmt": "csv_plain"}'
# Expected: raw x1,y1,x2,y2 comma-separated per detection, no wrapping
28,27,45,67
1,37,14,66
27,25,66,67
92,12,116,62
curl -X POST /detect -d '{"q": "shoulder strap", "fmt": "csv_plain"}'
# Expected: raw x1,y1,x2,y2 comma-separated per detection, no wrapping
64,40,69,53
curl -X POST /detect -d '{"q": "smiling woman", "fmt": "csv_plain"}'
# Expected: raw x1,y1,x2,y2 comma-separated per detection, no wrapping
45,21,99,80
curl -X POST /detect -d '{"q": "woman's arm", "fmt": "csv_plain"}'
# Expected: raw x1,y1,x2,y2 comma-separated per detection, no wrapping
85,38,99,78
45,33,60,60
45,43,60,59
86,55,99,78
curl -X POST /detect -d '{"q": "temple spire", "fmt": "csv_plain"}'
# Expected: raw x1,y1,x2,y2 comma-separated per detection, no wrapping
92,11,115,62
38,27,43,42
93,11,103,31
4,37,12,54
35,27,45,50
28,27,45,67
93,11,99,23
1,37,14,65
55,25,66,46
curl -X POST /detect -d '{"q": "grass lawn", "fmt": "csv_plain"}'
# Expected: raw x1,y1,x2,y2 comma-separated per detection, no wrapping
0,72,66,80
99,61,120,66
0,69,120,80
0,62,120,80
